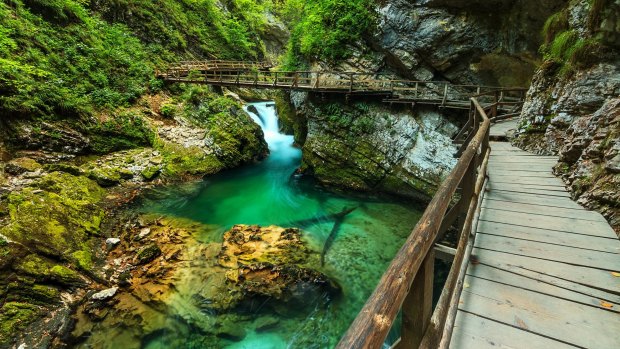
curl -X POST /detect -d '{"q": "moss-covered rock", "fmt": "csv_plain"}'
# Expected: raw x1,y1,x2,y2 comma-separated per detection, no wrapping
140,166,161,180
4,157,42,175
43,163,82,176
0,172,104,272
0,302,42,343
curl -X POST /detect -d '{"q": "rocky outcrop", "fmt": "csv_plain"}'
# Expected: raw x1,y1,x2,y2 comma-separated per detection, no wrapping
0,91,268,348
368,0,565,86
554,98,620,231
289,94,459,201
68,218,336,347
514,1,620,232
214,225,339,310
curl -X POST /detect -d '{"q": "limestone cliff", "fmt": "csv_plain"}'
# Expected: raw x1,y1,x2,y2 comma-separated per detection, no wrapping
514,0,620,231
281,0,565,200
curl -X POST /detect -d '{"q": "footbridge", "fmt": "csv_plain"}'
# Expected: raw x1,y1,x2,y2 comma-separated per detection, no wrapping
158,61,620,348
157,60,525,112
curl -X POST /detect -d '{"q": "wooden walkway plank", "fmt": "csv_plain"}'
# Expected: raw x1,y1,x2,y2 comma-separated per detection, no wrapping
458,276,620,349
466,263,620,310
484,191,584,209
470,250,620,303
487,187,571,198
488,175,565,186
476,220,619,253
480,200,609,223
488,169,564,178
474,233,620,270
478,207,617,238
487,183,571,193
450,311,577,349
471,247,620,294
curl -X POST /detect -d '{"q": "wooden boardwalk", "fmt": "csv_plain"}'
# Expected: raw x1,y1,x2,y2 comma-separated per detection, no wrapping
450,131,620,347
158,60,526,111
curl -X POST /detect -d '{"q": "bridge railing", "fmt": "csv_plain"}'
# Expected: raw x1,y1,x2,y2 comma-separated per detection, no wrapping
160,64,526,108
334,91,507,349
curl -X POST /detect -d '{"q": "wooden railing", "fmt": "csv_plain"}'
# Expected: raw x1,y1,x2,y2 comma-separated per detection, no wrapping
335,91,506,349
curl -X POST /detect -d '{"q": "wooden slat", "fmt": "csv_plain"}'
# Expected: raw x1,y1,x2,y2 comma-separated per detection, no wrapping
458,276,620,349
474,234,620,270
451,311,577,349
470,250,620,303
487,175,565,186
484,191,583,209
487,187,571,198
466,263,620,310
481,200,608,223
476,220,619,253
471,247,620,294
487,183,569,193
479,207,617,238
487,169,562,177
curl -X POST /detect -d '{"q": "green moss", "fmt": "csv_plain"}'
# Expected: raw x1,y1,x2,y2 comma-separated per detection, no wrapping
158,141,224,178
49,265,82,284
542,10,569,44
0,302,41,344
140,166,161,180
43,163,82,176
87,112,155,154
71,250,93,271
0,172,104,272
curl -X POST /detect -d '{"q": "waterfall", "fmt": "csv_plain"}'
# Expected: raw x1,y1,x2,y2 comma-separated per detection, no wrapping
244,102,298,160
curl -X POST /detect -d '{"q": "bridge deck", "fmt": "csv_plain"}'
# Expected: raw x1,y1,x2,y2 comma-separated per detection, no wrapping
449,134,620,347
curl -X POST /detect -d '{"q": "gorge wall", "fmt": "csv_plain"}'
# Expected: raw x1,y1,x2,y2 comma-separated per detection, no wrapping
281,0,565,200
515,0,620,231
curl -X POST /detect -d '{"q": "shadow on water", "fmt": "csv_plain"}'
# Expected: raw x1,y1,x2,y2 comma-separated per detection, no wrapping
112,102,425,348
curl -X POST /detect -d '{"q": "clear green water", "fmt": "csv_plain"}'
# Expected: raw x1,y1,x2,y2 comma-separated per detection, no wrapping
85,102,423,348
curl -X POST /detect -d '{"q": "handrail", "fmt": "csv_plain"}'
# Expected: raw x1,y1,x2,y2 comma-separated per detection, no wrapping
335,93,498,349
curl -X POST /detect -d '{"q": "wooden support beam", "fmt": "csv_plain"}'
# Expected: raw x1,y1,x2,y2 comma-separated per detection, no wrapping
434,244,456,263
397,249,435,349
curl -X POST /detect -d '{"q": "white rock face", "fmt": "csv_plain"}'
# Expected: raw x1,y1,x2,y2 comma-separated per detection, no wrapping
297,99,459,200
105,238,121,247
91,287,118,301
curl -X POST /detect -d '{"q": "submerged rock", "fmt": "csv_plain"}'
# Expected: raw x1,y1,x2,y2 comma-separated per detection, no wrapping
210,225,340,312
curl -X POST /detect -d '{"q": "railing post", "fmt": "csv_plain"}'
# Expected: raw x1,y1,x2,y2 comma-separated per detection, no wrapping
415,82,419,99
398,249,435,349
274,72,278,87
349,73,354,93
442,84,448,106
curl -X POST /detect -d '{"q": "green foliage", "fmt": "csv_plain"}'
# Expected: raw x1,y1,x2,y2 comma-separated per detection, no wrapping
0,0,264,120
87,112,155,154
541,29,604,76
282,0,377,68
542,10,568,44
320,102,376,134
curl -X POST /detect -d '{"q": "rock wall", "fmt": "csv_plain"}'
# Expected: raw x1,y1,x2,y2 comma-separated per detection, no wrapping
324,0,565,86
288,93,459,201
282,0,566,200
514,0,620,232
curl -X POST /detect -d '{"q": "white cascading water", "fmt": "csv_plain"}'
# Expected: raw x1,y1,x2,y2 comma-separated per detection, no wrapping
243,102,294,153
